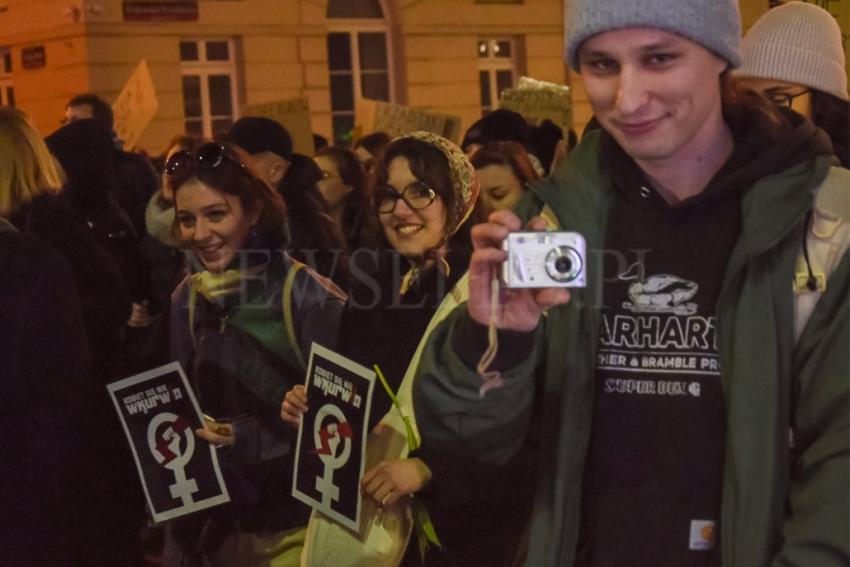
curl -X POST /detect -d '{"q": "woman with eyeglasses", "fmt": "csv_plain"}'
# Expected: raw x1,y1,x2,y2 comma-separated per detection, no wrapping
737,1,849,168
283,133,536,566
164,142,345,567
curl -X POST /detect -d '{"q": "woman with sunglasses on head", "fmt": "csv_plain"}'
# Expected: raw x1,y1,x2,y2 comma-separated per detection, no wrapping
165,142,345,567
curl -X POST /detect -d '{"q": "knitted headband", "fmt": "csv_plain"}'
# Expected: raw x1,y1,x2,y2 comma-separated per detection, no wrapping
565,0,742,71
738,1,848,101
398,130,479,236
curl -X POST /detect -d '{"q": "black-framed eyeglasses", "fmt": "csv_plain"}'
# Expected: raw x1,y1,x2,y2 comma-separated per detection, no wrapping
165,142,246,178
375,182,437,214
764,88,810,108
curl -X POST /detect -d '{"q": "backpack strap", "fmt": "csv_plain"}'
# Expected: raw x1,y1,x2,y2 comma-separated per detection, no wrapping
283,259,307,368
793,166,850,343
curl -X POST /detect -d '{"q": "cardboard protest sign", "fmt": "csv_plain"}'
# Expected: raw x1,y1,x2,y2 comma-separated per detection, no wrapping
499,76,572,136
107,362,229,523
356,98,462,142
292,344,375,532
112,60,159,150
242,98,315,155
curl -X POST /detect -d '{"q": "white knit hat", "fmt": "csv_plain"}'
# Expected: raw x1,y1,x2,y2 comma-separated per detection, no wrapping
738,1,848,101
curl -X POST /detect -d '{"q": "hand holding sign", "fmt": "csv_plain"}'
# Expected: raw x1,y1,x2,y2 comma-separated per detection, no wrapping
196,416,234,447
361,457,432,507
280,384,308,426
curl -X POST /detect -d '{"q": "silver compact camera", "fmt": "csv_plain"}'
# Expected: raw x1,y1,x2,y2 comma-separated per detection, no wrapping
502,231,586,288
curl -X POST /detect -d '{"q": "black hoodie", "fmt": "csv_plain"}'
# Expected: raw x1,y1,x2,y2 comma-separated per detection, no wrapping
46,119,149,303
576,106,834,567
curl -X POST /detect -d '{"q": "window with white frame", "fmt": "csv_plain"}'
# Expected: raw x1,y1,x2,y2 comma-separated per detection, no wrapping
0,47,13,107
327,0,394,145
478,37,517,114
179,39,239,138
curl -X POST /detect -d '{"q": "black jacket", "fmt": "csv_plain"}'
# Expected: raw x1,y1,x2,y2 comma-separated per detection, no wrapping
46,118,150,303
0,226,94,566
10,194,131,384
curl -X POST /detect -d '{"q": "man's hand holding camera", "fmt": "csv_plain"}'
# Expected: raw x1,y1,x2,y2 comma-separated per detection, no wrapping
468,210,573,332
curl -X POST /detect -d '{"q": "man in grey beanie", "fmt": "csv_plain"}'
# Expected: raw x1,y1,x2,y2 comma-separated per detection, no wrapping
413,1,849,567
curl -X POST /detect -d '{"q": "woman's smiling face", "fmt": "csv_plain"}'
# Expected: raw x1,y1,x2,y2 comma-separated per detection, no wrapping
378,156,447,258
175,179,260,271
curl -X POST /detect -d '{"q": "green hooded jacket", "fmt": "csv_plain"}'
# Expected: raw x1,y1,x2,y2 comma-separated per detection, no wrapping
413,131,849,567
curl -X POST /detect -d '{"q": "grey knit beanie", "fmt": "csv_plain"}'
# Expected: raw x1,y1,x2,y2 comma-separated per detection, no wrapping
565,0,742,71
738,2,848,101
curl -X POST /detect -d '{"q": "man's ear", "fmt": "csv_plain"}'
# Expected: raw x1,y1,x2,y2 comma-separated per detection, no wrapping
269,160,290,186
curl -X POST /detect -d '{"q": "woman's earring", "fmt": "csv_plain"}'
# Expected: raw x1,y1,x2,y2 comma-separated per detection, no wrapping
248,224,259,240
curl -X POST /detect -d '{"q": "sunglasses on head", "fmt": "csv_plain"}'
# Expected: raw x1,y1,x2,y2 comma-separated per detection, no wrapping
165,142,247,178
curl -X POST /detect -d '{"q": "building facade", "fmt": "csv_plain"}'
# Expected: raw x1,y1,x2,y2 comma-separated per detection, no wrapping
0,0,564,152
1,0,826,153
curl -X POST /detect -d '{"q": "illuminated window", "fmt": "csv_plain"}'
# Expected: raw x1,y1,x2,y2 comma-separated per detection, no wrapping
179,39,239,138
327,0,394,144
0,47,13,107
478,37,517,114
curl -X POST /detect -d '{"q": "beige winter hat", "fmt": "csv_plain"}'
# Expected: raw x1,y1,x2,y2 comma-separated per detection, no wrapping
738,1,848,101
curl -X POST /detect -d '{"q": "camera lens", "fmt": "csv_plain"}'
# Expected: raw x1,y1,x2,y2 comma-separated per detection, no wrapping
545,246,582,283
554,256,572,274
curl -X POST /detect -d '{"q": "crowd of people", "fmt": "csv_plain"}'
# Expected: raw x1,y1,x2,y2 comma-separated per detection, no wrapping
1,1,848,566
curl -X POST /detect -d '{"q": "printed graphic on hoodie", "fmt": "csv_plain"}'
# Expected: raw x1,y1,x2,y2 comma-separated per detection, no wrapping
597,262,721,395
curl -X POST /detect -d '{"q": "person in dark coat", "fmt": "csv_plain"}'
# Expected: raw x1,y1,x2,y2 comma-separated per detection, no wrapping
1,108,131,385
65,93,160,235
46,117,158,378
0,221,94,567
1,106,145,567
46,118,149,308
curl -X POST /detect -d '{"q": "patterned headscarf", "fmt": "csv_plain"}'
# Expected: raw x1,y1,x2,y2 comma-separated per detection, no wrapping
392,131,479,294
400,131,479,237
